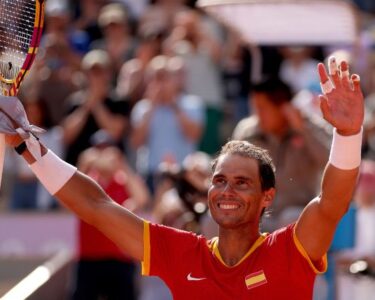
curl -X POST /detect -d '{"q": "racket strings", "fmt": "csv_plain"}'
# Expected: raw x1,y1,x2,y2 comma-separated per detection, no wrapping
0,0,35,80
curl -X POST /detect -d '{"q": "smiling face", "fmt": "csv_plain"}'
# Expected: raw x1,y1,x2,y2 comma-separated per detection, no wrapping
208,154,274,229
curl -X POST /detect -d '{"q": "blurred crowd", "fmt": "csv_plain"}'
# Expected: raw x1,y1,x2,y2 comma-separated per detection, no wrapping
2,0,375,299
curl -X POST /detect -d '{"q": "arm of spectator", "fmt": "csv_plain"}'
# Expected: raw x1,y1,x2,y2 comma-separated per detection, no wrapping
295,60,364,262
130,101,153,148
62,106,91,145
198,26,222,64
91,103,128,141
174,106,203,142
121,158,151,212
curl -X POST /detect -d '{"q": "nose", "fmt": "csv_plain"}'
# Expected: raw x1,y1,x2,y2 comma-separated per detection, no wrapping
221,182,236,195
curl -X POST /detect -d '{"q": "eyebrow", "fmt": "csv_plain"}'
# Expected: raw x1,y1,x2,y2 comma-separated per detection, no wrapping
212,174,252,181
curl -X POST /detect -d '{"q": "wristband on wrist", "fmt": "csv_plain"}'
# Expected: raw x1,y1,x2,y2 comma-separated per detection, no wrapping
329,127,363,170
14,141,27,155
29,150,77,195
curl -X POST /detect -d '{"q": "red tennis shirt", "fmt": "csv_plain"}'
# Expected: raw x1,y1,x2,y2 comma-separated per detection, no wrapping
142,222,326,300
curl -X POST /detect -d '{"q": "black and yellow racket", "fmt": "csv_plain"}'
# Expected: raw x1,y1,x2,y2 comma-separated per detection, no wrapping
0,0,45,184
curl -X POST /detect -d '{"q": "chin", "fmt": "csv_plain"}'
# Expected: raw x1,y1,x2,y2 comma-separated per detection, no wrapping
213,217,243,229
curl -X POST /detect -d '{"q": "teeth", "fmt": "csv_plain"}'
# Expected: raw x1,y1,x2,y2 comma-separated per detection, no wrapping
219,204,239,210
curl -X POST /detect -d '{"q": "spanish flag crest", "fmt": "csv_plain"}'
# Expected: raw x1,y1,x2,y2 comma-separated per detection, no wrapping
245,270,267,290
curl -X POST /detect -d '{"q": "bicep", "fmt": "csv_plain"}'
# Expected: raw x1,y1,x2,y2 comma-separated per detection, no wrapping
296,164,358,261
92,201,145,261
295,198,340,262
55,171,144,261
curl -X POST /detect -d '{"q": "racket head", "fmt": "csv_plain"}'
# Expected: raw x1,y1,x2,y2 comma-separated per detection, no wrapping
0,0,45,96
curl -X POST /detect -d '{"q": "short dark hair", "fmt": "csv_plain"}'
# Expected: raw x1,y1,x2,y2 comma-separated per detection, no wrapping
211,140,276,192
252,77,293,106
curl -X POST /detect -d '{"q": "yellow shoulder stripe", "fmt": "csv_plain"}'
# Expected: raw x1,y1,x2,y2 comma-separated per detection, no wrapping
141,220,151,275
293,227,327,274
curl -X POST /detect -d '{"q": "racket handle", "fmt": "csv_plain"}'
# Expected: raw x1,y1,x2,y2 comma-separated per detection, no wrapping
0,134,5,187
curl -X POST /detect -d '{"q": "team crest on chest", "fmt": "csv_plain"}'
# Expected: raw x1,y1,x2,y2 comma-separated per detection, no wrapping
245,270,267,290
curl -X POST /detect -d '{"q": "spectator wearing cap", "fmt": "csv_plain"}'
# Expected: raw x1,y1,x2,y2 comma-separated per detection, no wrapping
91,3,136,79
232,77,331,231
62,49,130,165
115,27,165,109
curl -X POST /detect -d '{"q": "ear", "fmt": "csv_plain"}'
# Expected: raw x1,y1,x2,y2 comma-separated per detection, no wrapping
262,188,276,208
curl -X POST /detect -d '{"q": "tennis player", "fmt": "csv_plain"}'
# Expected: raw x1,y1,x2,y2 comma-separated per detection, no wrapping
2,58,363,299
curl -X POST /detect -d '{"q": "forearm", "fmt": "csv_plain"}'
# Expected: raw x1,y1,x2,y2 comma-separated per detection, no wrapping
175,109,203,142
123,172,150,211
319,164,359,220
62,108,90,145
130,118,150,148
91,104,127,140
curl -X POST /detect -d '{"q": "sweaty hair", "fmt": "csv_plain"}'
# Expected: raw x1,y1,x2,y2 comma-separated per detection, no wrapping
252,77,293,106
211,140,276,191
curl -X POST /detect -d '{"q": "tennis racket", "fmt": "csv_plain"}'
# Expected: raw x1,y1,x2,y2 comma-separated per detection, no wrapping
0,0,45,186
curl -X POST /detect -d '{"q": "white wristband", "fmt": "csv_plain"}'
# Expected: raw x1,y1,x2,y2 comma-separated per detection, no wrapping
29,150,77,195
329,127,363,170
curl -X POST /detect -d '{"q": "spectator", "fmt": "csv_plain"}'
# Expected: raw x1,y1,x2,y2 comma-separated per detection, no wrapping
233,77,331,231
130,55,205,193
279,46,321,94
71,0,105,45
116,27,165,108
165,9,225,154
92,3,136,78
73,134,149,300
62,49,130,165
139,0,189,37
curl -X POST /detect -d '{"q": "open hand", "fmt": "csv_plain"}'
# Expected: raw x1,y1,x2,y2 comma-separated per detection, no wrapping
318,58,364,136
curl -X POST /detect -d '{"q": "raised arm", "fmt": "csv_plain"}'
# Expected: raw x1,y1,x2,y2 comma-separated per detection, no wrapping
295,57,364,261
6,134,145,262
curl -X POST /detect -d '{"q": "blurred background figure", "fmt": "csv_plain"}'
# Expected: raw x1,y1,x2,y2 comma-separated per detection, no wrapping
62,49,130,166
73,130,150,300
221,31,252,123
278,46,321,94
92,3,136,78
71,0,106,45
332,160,375,300
152,151,213,234
139,0,189,36
232,77,331,231
130,55,205,193
165,9,224,154
115,27,165,110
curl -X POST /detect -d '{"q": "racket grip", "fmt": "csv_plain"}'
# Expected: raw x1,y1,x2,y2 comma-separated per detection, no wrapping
0,134,5,187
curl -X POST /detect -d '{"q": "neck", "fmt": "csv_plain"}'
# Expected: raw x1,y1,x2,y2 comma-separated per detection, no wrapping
217,225,260,267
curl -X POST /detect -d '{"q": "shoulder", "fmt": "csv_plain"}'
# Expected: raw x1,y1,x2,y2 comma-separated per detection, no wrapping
149,222,204,243
147,222,209,254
